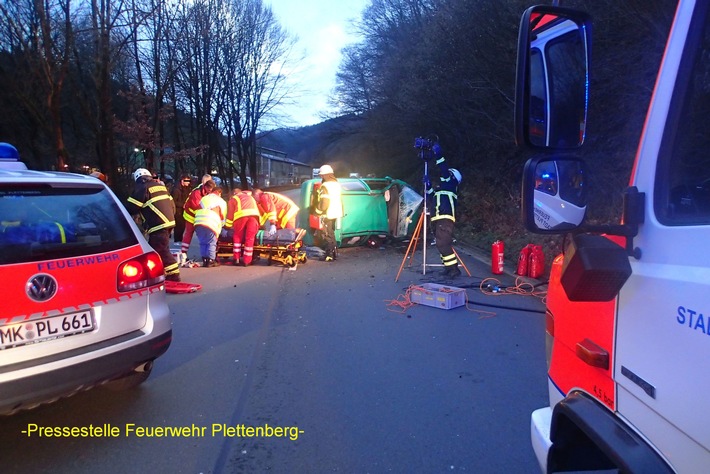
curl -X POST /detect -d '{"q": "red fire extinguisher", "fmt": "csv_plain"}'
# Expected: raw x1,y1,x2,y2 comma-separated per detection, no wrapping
492,240,505,274
309,182,323,230
517,244,532,276
528,245,545,279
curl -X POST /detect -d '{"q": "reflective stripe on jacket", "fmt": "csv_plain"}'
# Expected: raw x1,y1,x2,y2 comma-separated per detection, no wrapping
182,185,205,224
194,193,227,235
127,178,176,233
257,192,300,228
319,180,343,219
225,191,260,228
426,156,458,222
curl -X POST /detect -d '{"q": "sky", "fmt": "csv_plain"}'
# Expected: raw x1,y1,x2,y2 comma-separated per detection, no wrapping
266,0,369,128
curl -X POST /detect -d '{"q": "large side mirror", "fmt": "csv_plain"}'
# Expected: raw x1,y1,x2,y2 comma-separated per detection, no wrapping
522,156,587,233
515,6,592,149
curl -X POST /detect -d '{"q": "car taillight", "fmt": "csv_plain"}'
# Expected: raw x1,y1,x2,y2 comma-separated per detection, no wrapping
117,251,165,292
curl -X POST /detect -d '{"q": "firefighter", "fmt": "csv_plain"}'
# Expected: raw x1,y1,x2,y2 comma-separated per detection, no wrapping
194,183,226,267
314,164,343,262
180,174,214,255
252,188,300,233
126,168,181,282
223,189,260,266
171,174,193,243
424,143,462,278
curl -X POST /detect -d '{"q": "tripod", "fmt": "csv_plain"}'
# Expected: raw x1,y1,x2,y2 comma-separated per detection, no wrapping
395,157,471,282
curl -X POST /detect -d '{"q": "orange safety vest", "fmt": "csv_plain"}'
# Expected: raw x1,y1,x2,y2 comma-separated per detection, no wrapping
225,191,260,228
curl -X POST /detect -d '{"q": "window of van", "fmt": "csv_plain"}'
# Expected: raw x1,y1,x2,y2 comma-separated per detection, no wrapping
656,11,710,225
340,181,369,192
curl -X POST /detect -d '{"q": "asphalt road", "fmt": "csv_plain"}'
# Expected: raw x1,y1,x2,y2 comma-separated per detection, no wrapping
0,234,548,473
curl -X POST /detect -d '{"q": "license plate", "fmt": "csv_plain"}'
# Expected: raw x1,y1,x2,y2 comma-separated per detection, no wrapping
0,311,95,350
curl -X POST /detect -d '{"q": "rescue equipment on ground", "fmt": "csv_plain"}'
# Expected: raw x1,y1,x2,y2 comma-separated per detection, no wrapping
492,240,505,274
517,244,532,276
164,280,202,294
517,244,545,279
410,283,466,310
528,245,545,279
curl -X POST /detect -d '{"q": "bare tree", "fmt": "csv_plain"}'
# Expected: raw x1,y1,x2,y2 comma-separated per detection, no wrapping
0,0,75,170
223,0,294,188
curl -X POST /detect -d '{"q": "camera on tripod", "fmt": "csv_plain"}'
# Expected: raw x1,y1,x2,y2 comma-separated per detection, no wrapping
414,137,434,150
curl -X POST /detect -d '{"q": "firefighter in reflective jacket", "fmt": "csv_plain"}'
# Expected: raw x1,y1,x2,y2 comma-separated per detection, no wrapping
252,188,300,233
180,174,213,255
127,168,181,281
223,189,260,266
314,164,343,262
194,184,227,267
425,144,462,278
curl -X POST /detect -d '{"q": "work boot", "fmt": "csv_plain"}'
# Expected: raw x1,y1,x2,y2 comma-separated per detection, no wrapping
207,258,220,267
202,257,209,267
440,265,461,278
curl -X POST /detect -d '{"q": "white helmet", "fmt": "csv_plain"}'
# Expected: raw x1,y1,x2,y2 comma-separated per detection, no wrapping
318,164,334,175
450,168,462,183
133,168,152,181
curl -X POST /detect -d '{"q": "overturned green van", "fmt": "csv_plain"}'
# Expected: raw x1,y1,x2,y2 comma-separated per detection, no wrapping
297,177,423,248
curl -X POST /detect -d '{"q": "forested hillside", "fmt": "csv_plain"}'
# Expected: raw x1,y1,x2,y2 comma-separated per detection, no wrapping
0,0,677,270
262,0,676,262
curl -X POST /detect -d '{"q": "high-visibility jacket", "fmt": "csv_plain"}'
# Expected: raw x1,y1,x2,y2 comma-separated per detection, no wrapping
183,184,206,225
316,179,343,219
194,193,227,235
225,191,260,229
126,177,176,234
256,192,300,228
426,156,459,222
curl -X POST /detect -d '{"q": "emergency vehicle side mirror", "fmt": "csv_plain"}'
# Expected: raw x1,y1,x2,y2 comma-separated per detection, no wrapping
522,156,587,233
515,6,592,149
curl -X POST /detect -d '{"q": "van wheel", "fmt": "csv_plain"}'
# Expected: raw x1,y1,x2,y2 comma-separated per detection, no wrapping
103,362,153,391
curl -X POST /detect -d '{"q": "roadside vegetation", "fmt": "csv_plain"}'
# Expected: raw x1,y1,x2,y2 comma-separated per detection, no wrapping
0,0,676,275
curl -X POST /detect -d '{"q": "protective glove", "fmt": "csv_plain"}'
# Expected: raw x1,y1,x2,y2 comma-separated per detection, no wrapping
432,143,442,159
220,228,228,238
267,224,277,237
423,175,431,190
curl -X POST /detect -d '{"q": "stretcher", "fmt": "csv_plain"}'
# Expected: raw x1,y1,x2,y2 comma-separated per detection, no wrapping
217,228,308,267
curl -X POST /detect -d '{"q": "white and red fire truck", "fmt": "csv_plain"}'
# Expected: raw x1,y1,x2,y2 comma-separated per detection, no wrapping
516,1,710,472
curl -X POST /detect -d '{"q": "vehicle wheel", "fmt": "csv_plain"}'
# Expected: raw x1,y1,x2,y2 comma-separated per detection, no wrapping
103,362,152,391
299,254,308,264
286,256,296,267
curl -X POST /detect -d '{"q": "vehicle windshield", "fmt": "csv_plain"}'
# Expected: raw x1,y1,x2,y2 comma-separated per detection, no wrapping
0,184,138,264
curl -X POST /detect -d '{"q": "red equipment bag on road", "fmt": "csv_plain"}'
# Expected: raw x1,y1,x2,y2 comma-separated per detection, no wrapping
165,281,202,294
517,244,533,276
528,245,545,279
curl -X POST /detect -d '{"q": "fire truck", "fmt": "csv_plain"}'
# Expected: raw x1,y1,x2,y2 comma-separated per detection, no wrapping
516,2,710,472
